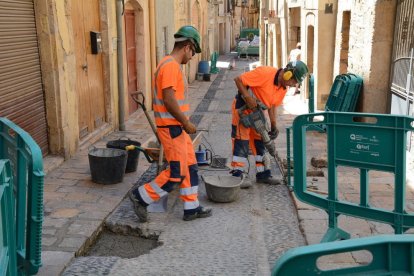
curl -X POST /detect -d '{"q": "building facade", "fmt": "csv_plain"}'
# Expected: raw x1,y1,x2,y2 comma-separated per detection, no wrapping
260,0,412,115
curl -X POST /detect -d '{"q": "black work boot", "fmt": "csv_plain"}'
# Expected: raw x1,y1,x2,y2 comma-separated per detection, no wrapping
128,190,148,222
183,206,212,221
256,170,283,185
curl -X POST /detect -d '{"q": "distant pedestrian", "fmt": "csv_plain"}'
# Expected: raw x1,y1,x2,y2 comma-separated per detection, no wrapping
231,61,309,187
289,42,301,62
288,42,302,94
129,26,212,222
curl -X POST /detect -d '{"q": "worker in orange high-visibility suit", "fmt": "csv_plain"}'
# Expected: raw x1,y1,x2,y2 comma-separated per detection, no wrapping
129,26,212,222
231,61,308,188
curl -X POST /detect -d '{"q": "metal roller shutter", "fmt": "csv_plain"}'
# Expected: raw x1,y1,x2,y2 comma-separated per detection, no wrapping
392,0,414,59
0,0,49,155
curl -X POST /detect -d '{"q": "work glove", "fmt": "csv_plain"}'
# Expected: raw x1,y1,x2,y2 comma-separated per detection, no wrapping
268,127,279,140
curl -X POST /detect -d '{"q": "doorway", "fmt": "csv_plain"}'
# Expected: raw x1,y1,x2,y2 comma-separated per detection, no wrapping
125,9,139,114
72,0,106,139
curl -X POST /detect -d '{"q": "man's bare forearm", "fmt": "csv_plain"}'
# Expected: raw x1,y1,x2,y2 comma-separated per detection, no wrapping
268,106,277,128
163,88,189,126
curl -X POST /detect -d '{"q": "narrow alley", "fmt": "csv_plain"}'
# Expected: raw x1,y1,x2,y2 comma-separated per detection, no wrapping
1,1,414,275
60,55,305,275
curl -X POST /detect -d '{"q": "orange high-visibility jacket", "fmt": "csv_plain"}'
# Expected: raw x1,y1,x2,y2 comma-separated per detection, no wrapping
152,56,190,126
240,66,286,108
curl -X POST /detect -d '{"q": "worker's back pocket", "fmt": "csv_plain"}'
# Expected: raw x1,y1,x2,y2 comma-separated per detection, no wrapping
169,125,183,139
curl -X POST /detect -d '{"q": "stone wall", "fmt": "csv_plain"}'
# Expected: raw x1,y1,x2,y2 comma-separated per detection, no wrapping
348,0,396,113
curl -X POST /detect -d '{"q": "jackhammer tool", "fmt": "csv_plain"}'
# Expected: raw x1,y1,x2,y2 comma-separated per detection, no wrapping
238,103,277,159
237,101,286,181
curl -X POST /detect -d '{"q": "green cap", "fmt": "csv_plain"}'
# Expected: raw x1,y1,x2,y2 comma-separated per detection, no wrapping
286,60,309,83
174,26,202,53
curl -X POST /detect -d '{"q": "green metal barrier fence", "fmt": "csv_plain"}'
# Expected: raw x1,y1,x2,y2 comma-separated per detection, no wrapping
292,112,414,242
0,118,44,275
1,160,17,276
272,234,414,275
286,74,364,186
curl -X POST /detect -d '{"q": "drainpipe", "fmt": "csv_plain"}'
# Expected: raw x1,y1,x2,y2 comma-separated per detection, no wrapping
149,0,156,89
116,0,126,130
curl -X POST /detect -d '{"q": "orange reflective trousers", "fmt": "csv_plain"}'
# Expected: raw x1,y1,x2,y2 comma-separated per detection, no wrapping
136,126,200,214
230,97,266,173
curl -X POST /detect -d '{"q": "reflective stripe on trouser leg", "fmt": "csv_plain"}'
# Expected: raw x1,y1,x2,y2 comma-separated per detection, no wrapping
252,138,266,173
138,168,180,205
151,126,200,213
137,126,187,205
181,135,201,215
231,100,252,169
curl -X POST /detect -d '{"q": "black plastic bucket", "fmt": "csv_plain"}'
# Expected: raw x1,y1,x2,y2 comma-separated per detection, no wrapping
88,148,127,184
106,139,141,173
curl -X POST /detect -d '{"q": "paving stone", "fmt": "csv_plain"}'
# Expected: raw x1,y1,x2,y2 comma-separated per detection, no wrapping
59,237,87,249
45,178,78,186
39,251,74,276
78,210,109,220
297,209,327,220
304,233,324,245
43,217,69,228
57,185,91,193
301,219,328,234
64,192,101,203
42,236,58,247
318,252,355,264
67,220,102,236
50,208,80,218
42,228,57,235
339,216,373,236
351,248,373,264
59,172,91,180
44,191,67,201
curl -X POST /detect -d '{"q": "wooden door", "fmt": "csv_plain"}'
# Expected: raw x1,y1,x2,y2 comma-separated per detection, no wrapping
72,0,106,139
125,10,138,114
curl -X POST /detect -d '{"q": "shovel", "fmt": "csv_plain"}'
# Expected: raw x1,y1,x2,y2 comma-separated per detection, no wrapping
125,145,165,163
131,91,164,172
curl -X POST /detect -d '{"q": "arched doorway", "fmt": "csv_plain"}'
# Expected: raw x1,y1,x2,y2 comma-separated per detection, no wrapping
125,1,146,115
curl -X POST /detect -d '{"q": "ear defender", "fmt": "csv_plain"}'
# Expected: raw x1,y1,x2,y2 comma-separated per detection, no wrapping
283,70,293,81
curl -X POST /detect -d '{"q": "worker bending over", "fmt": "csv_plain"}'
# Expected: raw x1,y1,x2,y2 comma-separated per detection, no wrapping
231,61,309,187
